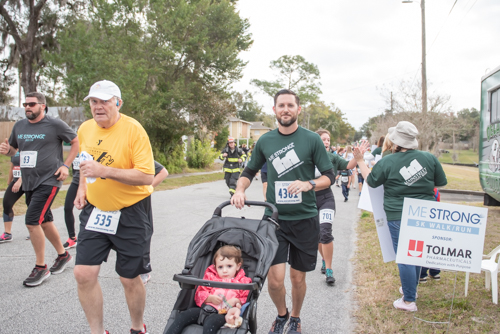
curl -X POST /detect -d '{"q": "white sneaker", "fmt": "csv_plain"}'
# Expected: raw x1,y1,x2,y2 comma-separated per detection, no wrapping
393,297,417,312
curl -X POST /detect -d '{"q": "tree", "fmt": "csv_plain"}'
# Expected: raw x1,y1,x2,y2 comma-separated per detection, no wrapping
251,55,321,128
376,79,453,151
306,101,354,142
0,58,14,104
50,0,252,170
0,0,81,95
232,90,263,121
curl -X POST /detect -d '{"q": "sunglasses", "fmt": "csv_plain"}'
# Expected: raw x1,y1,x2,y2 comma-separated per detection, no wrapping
22,102,43,108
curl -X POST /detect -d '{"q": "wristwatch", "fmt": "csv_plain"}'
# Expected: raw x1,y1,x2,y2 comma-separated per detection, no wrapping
308,180,316,190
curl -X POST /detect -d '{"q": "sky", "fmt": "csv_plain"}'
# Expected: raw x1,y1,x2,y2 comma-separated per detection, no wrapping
232,0,500,130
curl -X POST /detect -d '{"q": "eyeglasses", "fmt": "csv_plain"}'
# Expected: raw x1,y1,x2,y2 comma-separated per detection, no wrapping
22,102,43,108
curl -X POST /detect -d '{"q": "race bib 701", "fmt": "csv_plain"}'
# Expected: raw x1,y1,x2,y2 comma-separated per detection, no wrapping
319,209,335,224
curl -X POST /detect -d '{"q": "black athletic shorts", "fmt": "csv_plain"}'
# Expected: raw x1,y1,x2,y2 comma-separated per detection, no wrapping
261,171,268,183
25,185,58,225
316,189,336,244
270,215,320,272
358,174,364,184
76,196,153,279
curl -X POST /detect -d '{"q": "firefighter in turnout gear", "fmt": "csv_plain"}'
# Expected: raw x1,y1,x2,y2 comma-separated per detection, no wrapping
220,137,246,197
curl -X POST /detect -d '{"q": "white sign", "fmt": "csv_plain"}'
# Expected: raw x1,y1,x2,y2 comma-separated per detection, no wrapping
358,184,396,262
397,198,488,273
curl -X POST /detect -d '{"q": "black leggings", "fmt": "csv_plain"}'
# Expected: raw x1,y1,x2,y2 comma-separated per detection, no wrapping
165,307,226,334
64,182,79,238
3,180,24,222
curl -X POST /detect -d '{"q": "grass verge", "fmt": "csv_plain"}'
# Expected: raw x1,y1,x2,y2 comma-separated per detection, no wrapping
441,165,482,192
438,150,479,165
353,206,500,333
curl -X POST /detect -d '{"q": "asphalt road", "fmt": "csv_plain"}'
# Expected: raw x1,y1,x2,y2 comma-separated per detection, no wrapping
0,179,361,333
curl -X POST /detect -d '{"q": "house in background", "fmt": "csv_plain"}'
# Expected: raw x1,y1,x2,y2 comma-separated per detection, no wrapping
250,121,272,141
227,116,252,144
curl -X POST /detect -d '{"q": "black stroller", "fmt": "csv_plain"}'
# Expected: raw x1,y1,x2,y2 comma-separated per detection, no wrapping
163,201,279,334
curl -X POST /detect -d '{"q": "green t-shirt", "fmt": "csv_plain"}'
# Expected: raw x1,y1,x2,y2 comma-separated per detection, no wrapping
371,147,382,157
248,127,333,220
366,150,447,221
328,151,349,175
382,150,392,158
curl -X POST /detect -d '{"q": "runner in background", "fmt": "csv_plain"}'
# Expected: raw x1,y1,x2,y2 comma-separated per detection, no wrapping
219,137,246,197
62,153,81,249
141,160,168,285
0,92,79,287
314,129,368,285
339,169,352,202
240,143,250,169
1,151,23,242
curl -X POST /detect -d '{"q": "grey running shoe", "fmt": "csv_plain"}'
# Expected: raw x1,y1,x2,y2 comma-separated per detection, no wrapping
49,252,72,274
285,317,301,334
326,268,335,285
0,232,12,243
23,266,51,287
269,312,289,334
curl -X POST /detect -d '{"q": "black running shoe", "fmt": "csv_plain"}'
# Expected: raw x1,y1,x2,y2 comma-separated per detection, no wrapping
285,317,302,333
49,252,72,274
23,266,51,287
320,260,326,274
269,311,289,334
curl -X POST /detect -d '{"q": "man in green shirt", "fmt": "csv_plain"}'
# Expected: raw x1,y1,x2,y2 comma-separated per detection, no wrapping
231,89,335,334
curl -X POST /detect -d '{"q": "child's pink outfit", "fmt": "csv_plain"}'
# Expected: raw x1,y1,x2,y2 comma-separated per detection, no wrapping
195,264,252,310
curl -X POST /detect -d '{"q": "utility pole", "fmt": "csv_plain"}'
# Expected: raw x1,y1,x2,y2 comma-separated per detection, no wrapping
421,0,427,114
403,0,427,114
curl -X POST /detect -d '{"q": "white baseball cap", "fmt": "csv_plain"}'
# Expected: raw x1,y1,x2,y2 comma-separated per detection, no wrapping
83,80,121,101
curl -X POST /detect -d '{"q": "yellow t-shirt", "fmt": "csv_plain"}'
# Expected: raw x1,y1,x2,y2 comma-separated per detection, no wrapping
78,114,154,211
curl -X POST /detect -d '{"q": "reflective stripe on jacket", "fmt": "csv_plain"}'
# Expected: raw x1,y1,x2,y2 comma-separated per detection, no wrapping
219,146,246,172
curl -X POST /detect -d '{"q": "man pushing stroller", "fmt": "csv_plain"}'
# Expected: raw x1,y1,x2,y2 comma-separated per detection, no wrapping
232,89,345,334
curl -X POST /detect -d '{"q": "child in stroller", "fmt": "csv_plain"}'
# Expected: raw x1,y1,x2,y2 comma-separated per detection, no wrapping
166,245,252,334
163,200,279,334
